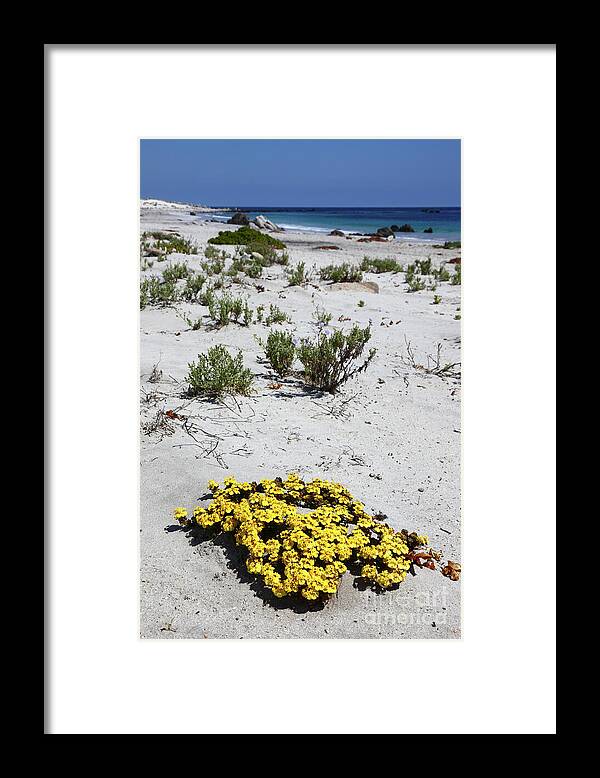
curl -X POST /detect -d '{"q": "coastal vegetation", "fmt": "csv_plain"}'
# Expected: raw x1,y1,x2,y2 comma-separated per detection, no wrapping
208,226,286,249
297,324,376,393
319,262,363,283
258,330,297,377
173,474,440,601
360,256,403,274
207,293,253,327
286,261,311,286
186,345,254,399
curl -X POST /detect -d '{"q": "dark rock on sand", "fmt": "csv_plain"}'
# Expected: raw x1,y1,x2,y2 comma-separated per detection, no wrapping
314,245,341,250
376,227,394,238
329,229,345,237
228,211,250,225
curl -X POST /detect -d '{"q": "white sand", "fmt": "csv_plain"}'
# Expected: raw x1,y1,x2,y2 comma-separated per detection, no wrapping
140,203,462,639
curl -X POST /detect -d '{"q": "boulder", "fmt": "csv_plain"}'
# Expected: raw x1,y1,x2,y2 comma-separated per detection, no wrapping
328,281,379,294
228,211,250,225
395,224,415,233
447,257,461,264
423,227,433,233
250,252,264,261
329,229,345,237
252,214,283,232
376,227,394,238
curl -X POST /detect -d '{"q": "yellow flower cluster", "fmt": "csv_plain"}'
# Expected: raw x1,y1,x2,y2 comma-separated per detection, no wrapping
175,474,430,602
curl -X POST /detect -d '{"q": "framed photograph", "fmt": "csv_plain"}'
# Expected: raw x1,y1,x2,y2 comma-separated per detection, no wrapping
46,44,556,734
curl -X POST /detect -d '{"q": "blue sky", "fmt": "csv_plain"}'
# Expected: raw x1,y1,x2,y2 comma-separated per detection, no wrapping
140,139,460,207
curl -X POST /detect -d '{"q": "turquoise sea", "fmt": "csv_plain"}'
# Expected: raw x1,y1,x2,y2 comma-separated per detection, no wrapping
204,207,461,243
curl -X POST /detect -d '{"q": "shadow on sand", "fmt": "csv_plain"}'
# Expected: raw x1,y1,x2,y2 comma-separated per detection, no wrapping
165,523,329,613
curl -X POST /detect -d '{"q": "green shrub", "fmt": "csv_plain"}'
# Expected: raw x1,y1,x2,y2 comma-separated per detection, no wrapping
297,324,376,393
432,265,451,282
204,245,229,261
443,241,461,250
265,304,290,326
319,262,362,283
286,261,310,286
358,300,365,308
208,227,286,249
201,257,226,276
451,265,461,285
152,233,198,255
140,277,179,308
180,273,206,302
187,345,254,399
416,257,432,275
360,256,403,274
432,294,442,305
259,330,296,377
208,293,253,327
162,262,190,283
407,276,426,292
313,307,332,326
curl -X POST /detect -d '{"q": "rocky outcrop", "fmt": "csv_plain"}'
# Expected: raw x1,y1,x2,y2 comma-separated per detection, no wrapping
423,227,433,233
252,214,284,232
329,229,345,237
228,211,250,225
376,227,394,238
394,224,415,233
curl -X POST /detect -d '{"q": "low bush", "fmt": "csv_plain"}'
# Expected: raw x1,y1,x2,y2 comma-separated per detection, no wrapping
286,261,311,286
180,273,206,302
265,304,290,326
319,262,362,283
162,262,190,283
313,307,332,326
360,256,403,274
208,293,253,327
443,241,461,250
451,264,462,285
297,324,376,393
208,227,286,249
186,345,254,398
259,330,296,376
140,277,179,308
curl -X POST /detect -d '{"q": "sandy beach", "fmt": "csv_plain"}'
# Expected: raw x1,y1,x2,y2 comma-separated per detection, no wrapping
139,202,462,639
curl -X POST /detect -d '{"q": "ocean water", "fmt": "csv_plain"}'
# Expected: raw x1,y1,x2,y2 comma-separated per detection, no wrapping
203,207,461,243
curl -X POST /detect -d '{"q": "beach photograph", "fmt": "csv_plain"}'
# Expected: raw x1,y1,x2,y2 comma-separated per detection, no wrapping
139,139,462,639
47,43,556,735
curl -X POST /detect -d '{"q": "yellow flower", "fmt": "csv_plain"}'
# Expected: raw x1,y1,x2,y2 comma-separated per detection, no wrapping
172,474,437,601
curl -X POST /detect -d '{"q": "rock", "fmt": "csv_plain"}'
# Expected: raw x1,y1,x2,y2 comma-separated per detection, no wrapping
390,225,400,232
423,227,433,233
314,244,341,250
251,214,283,232
376,227,394,238
189,211,197,216
328,281,379,294
329,229,345,237
228,211,250,225
250,252,264,261
447,257,461,264
394,224,415,233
